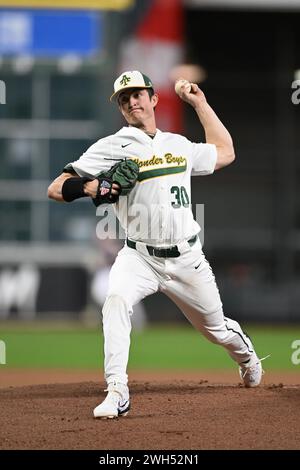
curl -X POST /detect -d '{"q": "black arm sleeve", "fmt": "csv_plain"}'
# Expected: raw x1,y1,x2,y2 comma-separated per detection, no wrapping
61,176,91,202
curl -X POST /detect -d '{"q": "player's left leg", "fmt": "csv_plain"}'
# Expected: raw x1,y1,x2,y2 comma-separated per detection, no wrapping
161,244,263,386
93,245,160,418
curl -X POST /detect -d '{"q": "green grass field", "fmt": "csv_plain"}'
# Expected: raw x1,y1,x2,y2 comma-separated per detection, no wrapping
1,324,299,370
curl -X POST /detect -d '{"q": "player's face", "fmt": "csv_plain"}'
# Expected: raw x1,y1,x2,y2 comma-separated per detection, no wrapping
118,89,158,127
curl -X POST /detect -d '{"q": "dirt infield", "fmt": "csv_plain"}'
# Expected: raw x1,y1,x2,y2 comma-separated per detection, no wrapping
0,370,299,450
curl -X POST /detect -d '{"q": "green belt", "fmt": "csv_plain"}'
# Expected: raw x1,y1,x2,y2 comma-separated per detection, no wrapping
126,235,198,258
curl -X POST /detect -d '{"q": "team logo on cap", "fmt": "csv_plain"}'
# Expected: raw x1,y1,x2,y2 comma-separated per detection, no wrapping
120,74,131,86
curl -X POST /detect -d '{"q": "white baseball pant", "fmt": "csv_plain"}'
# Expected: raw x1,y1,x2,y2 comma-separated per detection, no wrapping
102,237,254,385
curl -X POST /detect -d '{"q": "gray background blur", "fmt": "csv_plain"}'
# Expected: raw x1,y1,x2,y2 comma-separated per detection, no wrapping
0,0,299,323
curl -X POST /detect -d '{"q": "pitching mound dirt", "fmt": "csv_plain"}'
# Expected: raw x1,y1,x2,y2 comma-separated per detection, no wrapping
0,376,299,450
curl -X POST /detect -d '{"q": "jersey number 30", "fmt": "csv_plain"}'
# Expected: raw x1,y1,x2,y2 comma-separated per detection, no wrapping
170,186,189,208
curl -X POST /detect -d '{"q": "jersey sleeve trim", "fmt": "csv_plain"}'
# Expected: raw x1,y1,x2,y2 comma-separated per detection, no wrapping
63,163,78,175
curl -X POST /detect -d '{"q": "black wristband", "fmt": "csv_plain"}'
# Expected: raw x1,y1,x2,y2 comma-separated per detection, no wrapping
61,176,91,202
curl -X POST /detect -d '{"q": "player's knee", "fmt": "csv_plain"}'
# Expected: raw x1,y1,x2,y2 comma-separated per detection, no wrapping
199,299,223,317
102,294,132,317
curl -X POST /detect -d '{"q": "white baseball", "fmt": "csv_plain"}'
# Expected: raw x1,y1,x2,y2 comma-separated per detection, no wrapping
175,79,191,96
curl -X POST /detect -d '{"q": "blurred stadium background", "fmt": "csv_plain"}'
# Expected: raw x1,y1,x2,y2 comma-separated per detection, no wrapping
0,0,300,374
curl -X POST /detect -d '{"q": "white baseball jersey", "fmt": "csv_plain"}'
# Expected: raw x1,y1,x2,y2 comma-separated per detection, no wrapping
65,126,217,246
68,125,258,392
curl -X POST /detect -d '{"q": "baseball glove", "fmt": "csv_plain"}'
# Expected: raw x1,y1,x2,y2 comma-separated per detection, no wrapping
93,159,139,207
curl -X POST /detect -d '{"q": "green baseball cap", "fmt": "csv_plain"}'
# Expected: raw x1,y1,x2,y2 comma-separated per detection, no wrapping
110,70,154,102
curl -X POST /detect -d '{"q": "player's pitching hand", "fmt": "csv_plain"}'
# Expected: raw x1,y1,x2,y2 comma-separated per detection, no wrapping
176,81,207,109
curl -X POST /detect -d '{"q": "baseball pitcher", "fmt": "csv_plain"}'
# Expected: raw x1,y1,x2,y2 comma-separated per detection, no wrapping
48,70,264,419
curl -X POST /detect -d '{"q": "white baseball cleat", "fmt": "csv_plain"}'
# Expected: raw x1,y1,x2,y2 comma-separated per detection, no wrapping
239,354,270,388
93,382,130,419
